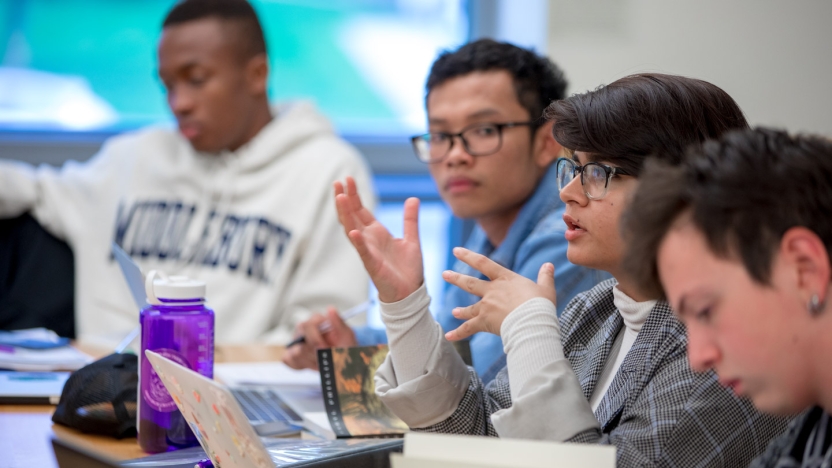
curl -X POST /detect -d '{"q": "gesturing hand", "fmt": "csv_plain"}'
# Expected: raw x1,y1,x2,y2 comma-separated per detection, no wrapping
334,177,424,303
442,247,557,341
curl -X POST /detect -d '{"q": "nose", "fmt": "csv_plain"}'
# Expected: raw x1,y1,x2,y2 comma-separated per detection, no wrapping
686,325,721,373
167,86,195,117
443,135,475,167
559,174,588,206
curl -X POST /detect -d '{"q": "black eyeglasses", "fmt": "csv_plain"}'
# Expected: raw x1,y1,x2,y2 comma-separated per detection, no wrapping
410,121,535,164
556,157,634,200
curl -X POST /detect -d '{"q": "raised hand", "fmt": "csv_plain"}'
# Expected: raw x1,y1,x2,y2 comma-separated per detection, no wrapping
334,177,424,303
442,247,557,341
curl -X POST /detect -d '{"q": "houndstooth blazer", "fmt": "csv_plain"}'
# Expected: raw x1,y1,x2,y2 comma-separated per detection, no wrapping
422,279,790,467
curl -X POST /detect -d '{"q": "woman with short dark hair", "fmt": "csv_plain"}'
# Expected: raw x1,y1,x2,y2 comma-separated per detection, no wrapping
334,73,789,467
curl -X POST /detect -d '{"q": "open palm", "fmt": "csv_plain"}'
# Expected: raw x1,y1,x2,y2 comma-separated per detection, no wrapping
334,177,424,303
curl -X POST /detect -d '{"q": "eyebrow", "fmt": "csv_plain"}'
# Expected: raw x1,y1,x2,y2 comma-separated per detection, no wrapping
428,108,502,125
159,61,199,78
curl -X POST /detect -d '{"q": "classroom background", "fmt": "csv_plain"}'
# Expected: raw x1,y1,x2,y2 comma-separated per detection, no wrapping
1,0,830,326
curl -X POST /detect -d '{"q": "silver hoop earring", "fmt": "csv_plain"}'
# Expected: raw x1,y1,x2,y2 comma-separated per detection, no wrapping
808,294,825,316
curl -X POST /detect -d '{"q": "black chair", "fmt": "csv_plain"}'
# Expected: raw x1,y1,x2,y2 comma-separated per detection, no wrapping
0,212,75,338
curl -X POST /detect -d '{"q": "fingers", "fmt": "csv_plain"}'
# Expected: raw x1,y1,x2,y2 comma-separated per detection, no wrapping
347,229,381,273
299,315,327,349
442,269,489,297
345,177,376,226
402,197,421,243
282,314,329,370
322,307,347,331
452,247,509,280
335,191,357,233
537,262,555,287
282,343,319,370
451,303,479,321
334,177,376,233
445,319,480,341
537,263,558,303
323,308,358,347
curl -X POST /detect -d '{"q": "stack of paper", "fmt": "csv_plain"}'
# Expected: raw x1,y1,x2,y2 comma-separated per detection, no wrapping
0,345,92,371
390,432,616,468
213,361,321,387
0,329,92,371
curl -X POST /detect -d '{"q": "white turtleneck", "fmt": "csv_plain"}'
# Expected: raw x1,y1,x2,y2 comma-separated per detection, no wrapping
588,285,655,411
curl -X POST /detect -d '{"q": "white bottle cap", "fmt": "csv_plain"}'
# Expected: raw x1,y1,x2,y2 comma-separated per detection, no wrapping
145,270,206,304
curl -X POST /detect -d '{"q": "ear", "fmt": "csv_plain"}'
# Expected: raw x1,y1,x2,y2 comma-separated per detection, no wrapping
245,53,269,96
531,121,561,168
779,226,832,308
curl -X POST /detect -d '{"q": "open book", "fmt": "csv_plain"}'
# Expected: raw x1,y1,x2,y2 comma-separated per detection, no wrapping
312,342,473,440
315,345,408,439
391,432,615,468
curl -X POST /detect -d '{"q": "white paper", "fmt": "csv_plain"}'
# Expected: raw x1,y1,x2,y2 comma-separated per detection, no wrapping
214,361,321,387
402,432,616,468
0,345,92,371
391,453,487,468
301,411,336,439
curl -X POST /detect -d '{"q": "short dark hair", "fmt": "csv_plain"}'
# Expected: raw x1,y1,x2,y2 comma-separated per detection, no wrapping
622,127,832,299
425,39,568,128
544,73,748,175
163,0,267,59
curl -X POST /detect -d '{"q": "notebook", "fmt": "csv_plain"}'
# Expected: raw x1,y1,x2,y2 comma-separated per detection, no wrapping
143,350,401,468
0,370,70,404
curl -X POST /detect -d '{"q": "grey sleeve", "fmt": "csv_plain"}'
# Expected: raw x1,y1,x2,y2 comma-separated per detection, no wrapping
379,294,599,439
404,352,598,441
374,284,472,428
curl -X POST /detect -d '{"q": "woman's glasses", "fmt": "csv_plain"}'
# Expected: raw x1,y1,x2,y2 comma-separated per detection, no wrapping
556,157,634,200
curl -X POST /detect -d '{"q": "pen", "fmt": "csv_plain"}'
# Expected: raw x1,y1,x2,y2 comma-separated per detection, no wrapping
286,300,373,348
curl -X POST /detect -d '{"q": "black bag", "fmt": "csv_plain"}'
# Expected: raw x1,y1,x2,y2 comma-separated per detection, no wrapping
52,353,138,438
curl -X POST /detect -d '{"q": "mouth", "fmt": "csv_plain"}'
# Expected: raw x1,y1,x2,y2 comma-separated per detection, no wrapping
444,176,478,194
178,122,202,141
719,377,743,395
563,214,586,241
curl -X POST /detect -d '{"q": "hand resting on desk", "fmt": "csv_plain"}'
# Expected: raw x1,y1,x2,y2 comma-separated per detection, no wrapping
282,307,356,370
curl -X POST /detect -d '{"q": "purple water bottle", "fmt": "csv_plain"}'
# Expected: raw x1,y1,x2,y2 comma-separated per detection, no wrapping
138,271,214,453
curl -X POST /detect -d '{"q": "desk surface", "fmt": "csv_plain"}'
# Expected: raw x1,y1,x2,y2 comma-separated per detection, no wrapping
0,344,285,468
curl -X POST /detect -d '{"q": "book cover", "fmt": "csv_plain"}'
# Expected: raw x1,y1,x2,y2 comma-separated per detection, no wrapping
317,345,408,439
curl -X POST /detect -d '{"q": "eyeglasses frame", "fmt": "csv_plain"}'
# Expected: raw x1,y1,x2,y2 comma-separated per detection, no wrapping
556,157,635,200
410,121,536,164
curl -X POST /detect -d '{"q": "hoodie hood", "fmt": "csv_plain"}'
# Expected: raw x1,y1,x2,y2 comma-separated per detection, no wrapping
229,100,336,174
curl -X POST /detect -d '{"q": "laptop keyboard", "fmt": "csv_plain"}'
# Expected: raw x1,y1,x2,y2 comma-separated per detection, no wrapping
231,387,301,424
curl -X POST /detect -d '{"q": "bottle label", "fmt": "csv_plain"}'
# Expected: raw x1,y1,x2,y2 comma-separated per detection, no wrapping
143,348,190,412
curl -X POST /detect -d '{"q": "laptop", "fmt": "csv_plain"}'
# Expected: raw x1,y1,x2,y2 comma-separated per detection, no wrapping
143,350,403,468
112,242,315,436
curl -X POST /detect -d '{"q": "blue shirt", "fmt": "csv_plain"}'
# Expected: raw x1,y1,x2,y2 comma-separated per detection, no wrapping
355,164,610,380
